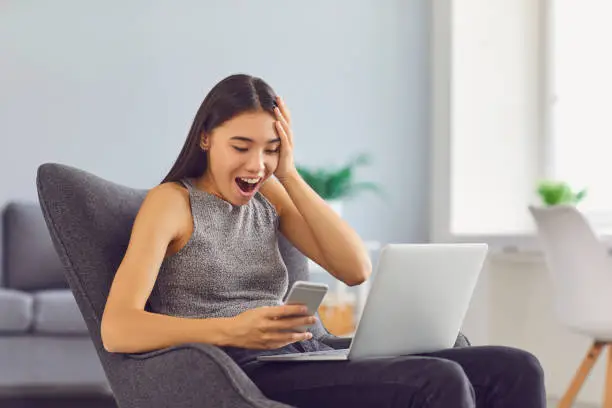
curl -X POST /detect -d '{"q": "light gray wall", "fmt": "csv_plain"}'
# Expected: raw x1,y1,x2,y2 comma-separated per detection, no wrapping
0,0,430,246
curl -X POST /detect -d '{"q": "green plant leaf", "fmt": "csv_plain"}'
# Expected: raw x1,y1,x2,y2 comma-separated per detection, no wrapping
295,153,382,200
574,189,587,203
536,180,587,206
326,167,352,200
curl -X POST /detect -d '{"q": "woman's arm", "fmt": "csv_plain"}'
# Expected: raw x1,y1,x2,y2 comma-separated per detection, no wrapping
262,175,372,286
101,183,233,353
265,97,372,286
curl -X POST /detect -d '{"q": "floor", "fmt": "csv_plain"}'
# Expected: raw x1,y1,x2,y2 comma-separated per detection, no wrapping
0,396,599,407
546,398,598,408
0,396,117,408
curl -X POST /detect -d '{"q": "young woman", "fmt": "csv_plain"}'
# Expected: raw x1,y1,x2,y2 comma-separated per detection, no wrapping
100,74,546,407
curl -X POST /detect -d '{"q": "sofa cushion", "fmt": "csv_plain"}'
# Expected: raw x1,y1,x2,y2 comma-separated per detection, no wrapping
0,336,111,393
3,202,67,290
32,289,88,335
0,289,33,333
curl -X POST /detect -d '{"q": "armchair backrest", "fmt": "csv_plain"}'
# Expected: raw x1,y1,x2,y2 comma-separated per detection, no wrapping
528,205,612,330
36,163,326,381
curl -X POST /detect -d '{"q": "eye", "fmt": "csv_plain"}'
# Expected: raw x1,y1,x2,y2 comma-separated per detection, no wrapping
232,147,248,152
266,148,280,154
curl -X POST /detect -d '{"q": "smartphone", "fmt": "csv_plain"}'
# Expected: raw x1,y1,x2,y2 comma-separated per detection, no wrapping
282,281,328,332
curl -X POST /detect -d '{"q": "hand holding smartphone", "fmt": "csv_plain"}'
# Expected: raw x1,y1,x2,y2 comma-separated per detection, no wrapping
282,281,328,332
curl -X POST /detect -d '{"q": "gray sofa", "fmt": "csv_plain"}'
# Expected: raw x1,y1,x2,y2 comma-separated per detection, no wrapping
0,201,110,396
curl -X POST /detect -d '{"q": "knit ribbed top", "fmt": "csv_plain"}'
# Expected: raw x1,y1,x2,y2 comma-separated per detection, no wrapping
148,178,289,319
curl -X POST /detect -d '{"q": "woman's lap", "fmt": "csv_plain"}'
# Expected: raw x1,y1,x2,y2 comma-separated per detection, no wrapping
239,345,546,408
243,351,473,407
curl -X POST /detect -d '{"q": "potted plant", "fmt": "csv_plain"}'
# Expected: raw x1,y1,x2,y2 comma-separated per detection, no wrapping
296,153,383,216
536,180,587,206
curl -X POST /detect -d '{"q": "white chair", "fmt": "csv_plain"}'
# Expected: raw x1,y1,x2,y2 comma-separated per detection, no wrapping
529,205,612,408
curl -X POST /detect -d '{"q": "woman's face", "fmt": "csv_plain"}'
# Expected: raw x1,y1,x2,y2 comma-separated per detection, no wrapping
199,110,281,205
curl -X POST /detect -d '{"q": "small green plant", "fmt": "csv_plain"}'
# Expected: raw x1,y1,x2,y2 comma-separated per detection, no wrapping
296,154,383,200
536,180,587,206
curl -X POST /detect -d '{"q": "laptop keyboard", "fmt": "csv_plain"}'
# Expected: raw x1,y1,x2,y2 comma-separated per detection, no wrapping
298,349,349,356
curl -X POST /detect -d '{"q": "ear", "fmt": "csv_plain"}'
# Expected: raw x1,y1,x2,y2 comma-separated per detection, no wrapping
199,133,210,150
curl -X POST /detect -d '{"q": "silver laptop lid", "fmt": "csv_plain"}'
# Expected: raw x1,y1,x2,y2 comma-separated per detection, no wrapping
348,243,488,359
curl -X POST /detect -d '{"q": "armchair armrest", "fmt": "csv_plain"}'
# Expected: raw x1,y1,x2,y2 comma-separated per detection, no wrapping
319,334,352,350
116,343,293,408
319,331,471,351
454,331,471,348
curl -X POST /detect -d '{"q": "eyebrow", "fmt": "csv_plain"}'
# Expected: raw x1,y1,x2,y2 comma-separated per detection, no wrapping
230,136,281,144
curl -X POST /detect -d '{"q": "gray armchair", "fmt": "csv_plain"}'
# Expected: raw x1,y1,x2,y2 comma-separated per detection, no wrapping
36,163,470,408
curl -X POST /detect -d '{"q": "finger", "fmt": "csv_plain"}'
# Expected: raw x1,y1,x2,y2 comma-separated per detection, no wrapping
275,120,292,146
272,315,317,331
267,304,308,318
287,331,313,343
273,105,293,146
274,107,290,129
266,331,313,347
277,96,291,124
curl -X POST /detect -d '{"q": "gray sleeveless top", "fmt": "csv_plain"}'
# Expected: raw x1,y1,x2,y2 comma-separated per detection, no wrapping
148,178,289,319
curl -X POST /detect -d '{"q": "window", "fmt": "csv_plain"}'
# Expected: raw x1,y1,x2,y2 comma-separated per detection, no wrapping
549,0,612,226
431,0,612,248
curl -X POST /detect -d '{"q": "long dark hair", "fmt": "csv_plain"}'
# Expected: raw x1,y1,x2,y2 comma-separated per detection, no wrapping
161,74,278,184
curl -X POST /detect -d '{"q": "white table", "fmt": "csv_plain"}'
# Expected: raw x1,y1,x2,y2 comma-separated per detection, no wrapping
307,240,381,321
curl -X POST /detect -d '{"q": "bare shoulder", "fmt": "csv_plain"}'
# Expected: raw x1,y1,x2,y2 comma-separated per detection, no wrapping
134,182,191,242
148,181,189,203
141,182,189,218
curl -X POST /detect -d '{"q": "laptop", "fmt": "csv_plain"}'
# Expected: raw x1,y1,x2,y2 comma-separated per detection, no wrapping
257,243,488,362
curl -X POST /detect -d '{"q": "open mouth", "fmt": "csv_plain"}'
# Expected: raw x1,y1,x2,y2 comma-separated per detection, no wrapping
235,177,262,194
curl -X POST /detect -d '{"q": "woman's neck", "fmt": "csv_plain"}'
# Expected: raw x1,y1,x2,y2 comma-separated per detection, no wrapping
193,175,229,202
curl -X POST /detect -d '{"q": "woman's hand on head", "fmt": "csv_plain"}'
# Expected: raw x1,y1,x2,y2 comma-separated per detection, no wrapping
226,304,316,350
273,96,298,183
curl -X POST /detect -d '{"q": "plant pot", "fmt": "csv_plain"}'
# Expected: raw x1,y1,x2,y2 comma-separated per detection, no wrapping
327,200,343,216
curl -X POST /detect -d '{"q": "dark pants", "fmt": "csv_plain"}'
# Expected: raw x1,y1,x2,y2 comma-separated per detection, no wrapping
240,346,546,408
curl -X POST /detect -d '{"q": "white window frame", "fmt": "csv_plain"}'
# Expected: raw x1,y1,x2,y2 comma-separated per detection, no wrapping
429,0,612,253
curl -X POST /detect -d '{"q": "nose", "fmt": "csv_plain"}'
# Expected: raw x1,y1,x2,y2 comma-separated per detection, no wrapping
244,150,265,174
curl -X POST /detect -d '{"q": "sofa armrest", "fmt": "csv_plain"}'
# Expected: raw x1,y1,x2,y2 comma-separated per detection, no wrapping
117,343,293,408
